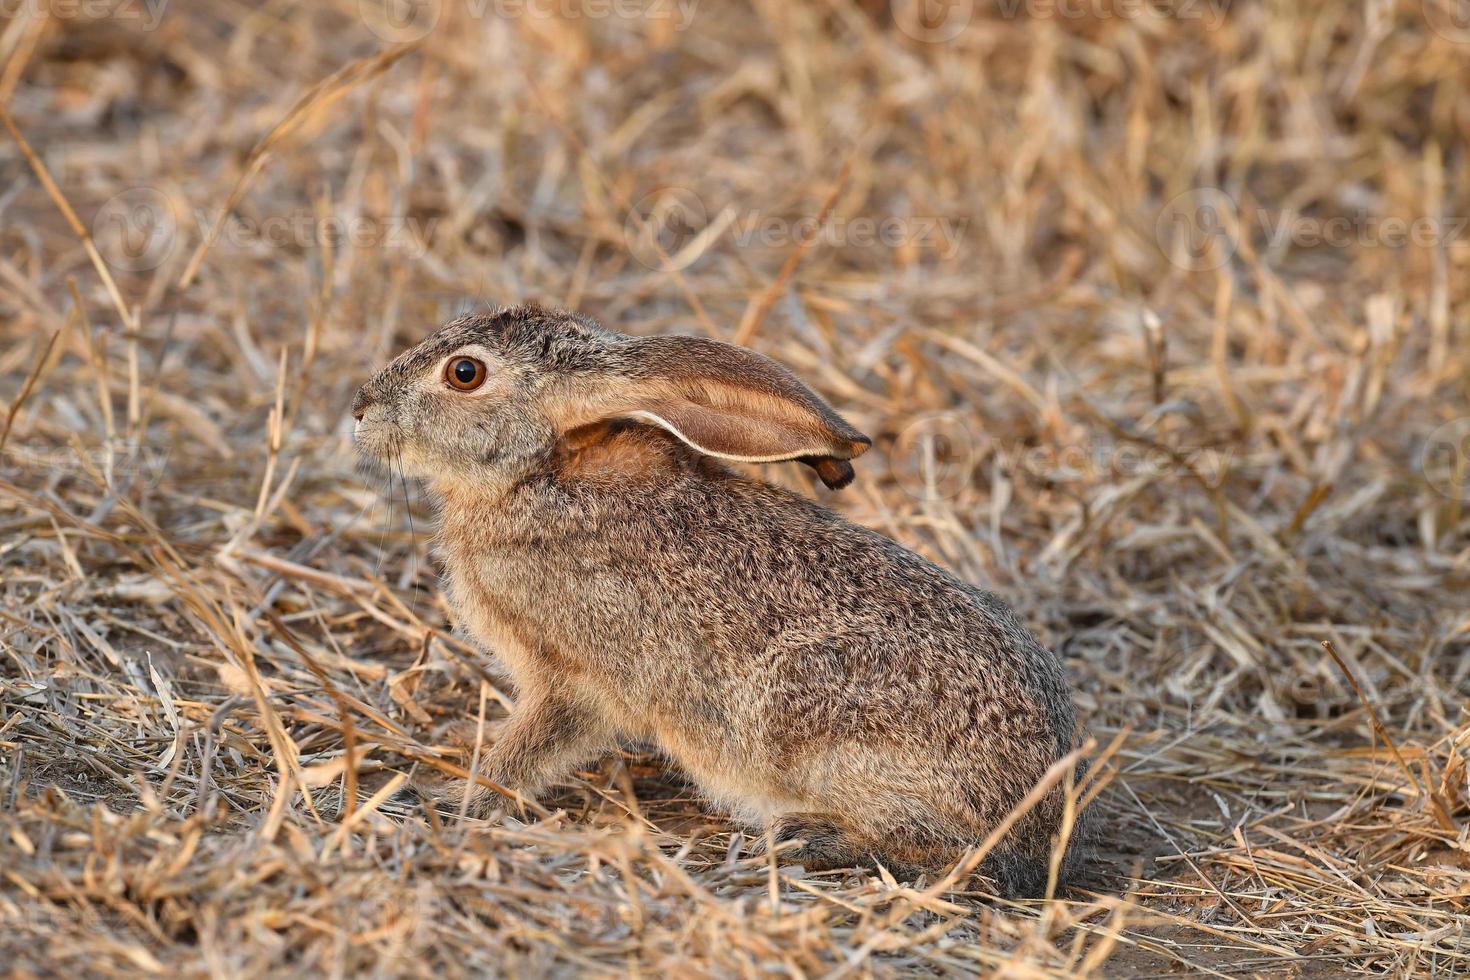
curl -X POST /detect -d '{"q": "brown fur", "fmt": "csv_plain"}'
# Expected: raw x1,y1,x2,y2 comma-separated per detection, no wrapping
354,306,1090,897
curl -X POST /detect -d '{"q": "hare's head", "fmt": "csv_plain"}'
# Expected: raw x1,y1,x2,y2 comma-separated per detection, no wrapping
353,306,871,493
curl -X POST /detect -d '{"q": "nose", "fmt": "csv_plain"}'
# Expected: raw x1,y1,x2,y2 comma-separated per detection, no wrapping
351,386,373,421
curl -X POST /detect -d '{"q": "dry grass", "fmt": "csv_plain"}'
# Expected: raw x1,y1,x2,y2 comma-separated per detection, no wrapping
2,1,1469,975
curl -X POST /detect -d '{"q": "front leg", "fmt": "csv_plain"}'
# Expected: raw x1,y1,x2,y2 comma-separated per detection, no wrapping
440,691,612,817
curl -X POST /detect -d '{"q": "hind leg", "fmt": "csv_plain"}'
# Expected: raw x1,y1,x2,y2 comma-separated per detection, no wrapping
789,816,1056,895
760,807,1066,894
765,812,934,879
977,848,1053,899
766,813,871,871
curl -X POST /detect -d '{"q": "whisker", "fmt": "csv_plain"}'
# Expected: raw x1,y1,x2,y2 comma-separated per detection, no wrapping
373,437,398,581
396,451,425,613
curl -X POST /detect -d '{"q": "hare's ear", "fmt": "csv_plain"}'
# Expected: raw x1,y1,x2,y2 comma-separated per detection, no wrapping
607,336,871,489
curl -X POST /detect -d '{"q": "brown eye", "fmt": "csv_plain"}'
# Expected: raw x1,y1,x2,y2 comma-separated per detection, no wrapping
445,356,487,391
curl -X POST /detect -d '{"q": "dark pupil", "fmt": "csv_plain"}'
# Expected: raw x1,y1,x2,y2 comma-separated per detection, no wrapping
454,360,478,384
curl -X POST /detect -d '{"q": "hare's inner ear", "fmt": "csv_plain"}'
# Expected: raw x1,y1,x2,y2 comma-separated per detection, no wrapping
609,336,872,489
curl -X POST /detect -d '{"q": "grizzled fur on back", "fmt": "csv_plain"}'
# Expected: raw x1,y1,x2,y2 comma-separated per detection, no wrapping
354,305,1090,897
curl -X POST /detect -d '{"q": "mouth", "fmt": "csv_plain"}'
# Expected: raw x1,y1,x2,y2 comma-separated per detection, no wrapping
352,413,396,464
353,424,399,485
353,411,435,485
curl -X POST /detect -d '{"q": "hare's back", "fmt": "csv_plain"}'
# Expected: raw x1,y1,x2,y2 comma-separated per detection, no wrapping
643,475,1075,737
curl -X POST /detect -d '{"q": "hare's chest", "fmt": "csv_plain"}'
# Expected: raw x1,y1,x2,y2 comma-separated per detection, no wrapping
439,553,544,685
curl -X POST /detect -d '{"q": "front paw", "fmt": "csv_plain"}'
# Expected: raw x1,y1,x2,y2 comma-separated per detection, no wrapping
410,766,500,819
411,720,515,818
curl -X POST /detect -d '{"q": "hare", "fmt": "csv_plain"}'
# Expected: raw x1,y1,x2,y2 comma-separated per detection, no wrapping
353,305,1089,896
